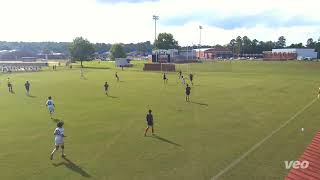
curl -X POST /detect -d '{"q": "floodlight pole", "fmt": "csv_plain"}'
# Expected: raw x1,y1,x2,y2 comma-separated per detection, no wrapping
199,25,202,47
153,15,159,42
199,25,203,59
153,15,159,63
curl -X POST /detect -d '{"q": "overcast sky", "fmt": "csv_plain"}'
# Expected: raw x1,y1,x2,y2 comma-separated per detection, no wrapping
0,0,319,45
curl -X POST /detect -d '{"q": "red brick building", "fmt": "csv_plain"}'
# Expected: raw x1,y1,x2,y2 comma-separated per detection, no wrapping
196,48,233,59
263,51,297,61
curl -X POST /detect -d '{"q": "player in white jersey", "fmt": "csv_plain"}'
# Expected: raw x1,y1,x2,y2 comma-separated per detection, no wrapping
181,75,186,85
318,87,320,99
50,121,66,160
46,96,55,118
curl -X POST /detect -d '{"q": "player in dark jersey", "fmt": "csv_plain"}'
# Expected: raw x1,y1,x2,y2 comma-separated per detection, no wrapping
144,110,154,136
178,70,182,79
163,73,168,84
104,82,109,96
7,78,13,93
189,73,194,85
186,84,191,102
25,81,30,96
115,72,120,82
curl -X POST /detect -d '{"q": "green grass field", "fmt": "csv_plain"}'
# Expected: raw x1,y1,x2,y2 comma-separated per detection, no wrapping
1,60,320,180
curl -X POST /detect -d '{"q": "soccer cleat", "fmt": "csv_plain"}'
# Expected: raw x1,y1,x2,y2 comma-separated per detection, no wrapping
61,154,66,158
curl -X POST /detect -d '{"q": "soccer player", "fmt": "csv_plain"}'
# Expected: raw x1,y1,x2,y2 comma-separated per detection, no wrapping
50,121,66,160
104,81,109,96
178,70,182,79
189,73,194,85
24,81,30,96
144,110,154,136
46,96,55,118
7,78,13,93
318,87,320,99
186,84,191,102
163,73,168,84
80,68,84,79
181,75,186,85
115,72,120,82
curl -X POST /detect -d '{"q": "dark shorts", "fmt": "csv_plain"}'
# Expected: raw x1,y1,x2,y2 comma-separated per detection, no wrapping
186,92,190,95
147,121,153,126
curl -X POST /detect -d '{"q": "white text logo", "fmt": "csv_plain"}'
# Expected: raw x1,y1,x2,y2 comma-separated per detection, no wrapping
284,161,309,169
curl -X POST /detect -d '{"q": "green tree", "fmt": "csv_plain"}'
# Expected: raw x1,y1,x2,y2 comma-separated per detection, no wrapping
306,38,315,48
154,33,179,50
288,43,304,48
110,43,127,60
235,36,242,55
314,39,320,58
251,39,259,54
276,36,286,48
228,39,236,56
265,41,276,50
242,36,252,54
69,37,95,67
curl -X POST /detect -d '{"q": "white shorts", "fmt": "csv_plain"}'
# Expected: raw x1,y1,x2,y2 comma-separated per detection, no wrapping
48,106,54,113
55,138,64,146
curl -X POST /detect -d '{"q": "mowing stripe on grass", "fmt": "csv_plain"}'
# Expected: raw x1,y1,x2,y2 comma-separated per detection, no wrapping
211,98,318,180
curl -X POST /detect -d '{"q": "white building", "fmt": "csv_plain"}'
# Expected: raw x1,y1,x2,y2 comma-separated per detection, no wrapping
272,48,317,60
115,58,132,67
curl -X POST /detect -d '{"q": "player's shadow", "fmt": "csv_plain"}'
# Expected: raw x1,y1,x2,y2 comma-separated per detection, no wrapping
52,157,91,178
51,118,61,123
190,101,209,106
108,95,118,98
151,135,181,146
27,95,37,98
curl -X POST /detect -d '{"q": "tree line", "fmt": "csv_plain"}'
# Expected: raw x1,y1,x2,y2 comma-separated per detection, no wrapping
153,33,320,58
1,34,320,58
0,41,153,55
225,36,320,55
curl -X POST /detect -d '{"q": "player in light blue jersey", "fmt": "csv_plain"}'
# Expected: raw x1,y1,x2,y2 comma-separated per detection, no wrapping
46,96,55,118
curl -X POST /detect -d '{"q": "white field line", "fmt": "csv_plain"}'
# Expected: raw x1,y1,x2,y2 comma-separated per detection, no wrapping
211,98,318,180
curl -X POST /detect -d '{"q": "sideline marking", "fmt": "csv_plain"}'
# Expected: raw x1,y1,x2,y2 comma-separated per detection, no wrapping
211,98,318,180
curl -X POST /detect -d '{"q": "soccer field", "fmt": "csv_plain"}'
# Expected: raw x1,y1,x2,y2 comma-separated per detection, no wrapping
1,60,320,180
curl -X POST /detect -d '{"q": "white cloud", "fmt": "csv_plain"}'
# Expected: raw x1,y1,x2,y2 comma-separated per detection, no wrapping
0,0,319,45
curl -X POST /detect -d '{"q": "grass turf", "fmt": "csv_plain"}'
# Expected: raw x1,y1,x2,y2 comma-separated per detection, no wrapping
0,60,320,180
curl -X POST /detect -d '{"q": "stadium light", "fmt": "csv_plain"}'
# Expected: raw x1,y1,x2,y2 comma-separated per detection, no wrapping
199,25,203,47
198,25,203,59
153,15,159,42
